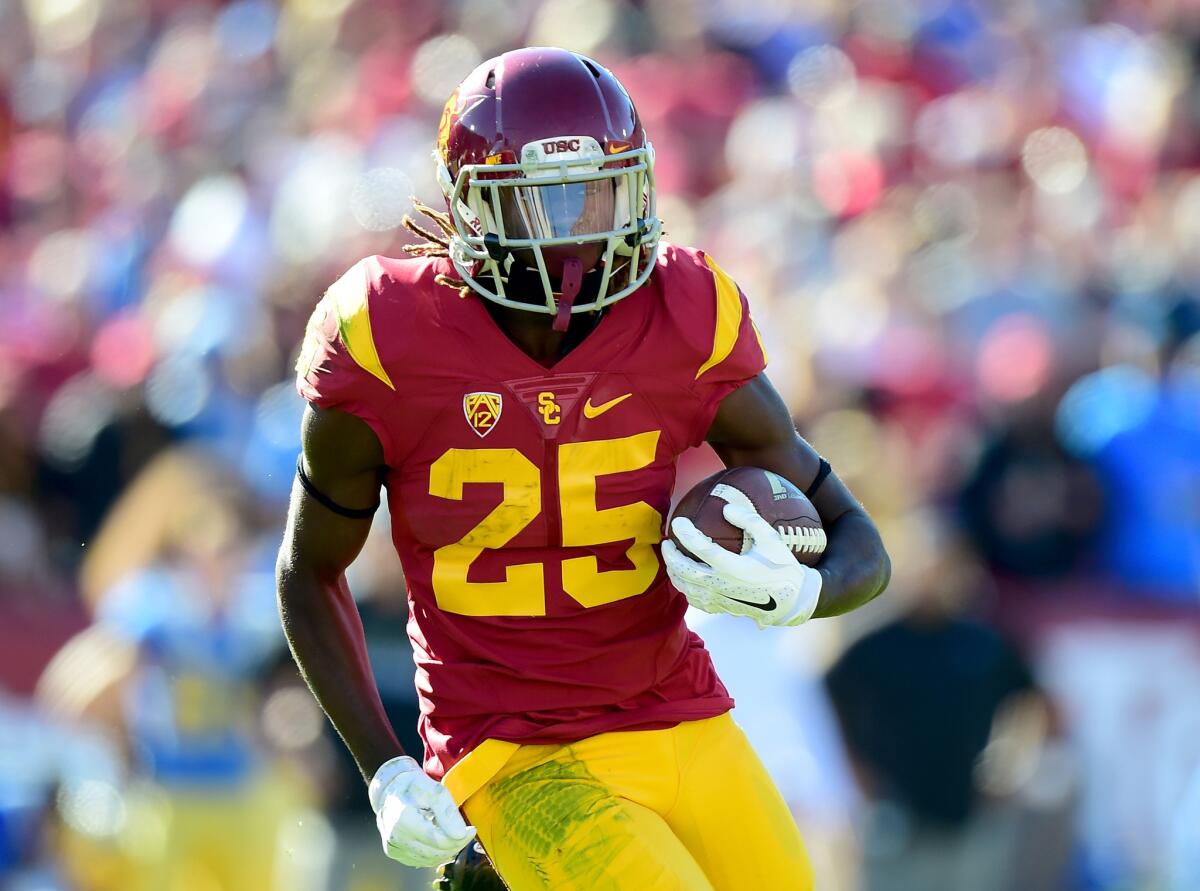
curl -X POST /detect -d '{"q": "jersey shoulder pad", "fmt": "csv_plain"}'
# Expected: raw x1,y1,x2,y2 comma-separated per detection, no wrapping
313,256,393,386
655,242,768,384
298,253,448,393
297,257,383,402
300,254,451,415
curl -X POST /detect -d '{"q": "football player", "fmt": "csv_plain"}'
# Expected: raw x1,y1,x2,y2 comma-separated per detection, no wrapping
277,46,890,891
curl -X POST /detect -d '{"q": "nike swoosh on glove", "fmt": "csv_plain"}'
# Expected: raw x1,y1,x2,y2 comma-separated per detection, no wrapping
662,502,823,629
369,755,477,868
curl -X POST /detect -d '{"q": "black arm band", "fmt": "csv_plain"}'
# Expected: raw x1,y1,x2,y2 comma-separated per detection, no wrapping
806,458,832,500
296,457,379,519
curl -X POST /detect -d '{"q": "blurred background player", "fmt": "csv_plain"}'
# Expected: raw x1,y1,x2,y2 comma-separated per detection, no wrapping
825,527,1075,891
36,449,333,891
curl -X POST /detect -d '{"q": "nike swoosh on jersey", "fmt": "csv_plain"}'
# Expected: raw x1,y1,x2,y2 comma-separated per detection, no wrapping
722,593,778,612
582,392,632,419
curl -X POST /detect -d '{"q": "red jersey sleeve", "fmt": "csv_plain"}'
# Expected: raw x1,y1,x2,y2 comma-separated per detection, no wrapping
661,246,769,446
295,257,400,461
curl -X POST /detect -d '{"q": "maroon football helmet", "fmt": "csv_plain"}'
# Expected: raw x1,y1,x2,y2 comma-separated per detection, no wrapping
436,47,661,329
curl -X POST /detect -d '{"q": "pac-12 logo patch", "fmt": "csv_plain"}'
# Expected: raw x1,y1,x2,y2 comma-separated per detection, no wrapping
463,392,503,437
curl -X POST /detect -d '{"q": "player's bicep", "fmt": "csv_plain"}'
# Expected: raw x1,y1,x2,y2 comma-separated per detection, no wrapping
283,405,385,579
706,374,863,524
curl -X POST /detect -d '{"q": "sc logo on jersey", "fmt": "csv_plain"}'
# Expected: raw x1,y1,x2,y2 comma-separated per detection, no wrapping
537,391,561,425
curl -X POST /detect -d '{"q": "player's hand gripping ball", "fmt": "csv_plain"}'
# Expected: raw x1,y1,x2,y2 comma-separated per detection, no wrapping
662,467,826,629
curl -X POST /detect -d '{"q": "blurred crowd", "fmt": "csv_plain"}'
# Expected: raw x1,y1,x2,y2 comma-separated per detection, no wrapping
1,0,1199,889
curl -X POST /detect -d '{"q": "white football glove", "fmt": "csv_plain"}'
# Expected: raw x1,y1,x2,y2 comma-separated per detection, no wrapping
662,502,823,629
368,755,476,868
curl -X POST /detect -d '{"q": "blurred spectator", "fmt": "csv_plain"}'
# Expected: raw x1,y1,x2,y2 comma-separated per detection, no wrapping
1059,298,1200,595
960,394,1104,579
1036,606,1200,888
826,534,1072,890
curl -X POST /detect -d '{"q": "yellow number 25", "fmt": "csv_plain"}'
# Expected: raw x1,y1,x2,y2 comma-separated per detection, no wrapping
428,431,662,616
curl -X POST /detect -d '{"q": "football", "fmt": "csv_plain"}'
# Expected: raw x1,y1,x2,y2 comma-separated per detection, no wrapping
669,466,826,566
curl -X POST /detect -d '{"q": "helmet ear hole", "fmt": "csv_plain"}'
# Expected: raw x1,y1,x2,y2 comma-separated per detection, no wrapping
485,69,496,89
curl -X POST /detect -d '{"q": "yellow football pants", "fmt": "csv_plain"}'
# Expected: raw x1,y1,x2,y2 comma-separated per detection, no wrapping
459,713,814,891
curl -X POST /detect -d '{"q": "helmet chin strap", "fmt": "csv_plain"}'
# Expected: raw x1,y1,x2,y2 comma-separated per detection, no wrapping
553,257,584,332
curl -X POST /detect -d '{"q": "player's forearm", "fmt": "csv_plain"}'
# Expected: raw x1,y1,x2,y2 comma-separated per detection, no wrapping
276,558,403,781
811,509,890,618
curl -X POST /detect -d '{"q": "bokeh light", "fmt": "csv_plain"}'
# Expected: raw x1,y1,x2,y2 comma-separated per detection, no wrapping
529,0,618,54
411,34,483,106
788,45,857,108
214,0,278,61
169,176,250,267
27,230,95,301
350,168,413,232
91,314,156,389
23,0,101,53
145,355,211,427
1056,365,1157,456
976,314,1054,403
915,91,1016,169
38,375,119,470
812,150,884,217
814,277,889,351
262,687,325,751
270,135,363,263
1022,127,1088,195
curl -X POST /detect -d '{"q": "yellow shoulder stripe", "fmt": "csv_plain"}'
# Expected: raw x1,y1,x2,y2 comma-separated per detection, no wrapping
327,260,394,390
695,253,744,380
751,319,769,365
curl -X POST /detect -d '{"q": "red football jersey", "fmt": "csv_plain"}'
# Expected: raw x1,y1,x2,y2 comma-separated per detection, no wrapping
296,243,767,782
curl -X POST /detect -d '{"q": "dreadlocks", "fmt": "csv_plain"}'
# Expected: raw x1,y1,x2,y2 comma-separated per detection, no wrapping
401,201,473,298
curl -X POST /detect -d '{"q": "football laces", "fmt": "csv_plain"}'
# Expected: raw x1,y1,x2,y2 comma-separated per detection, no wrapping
775,525,827,556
